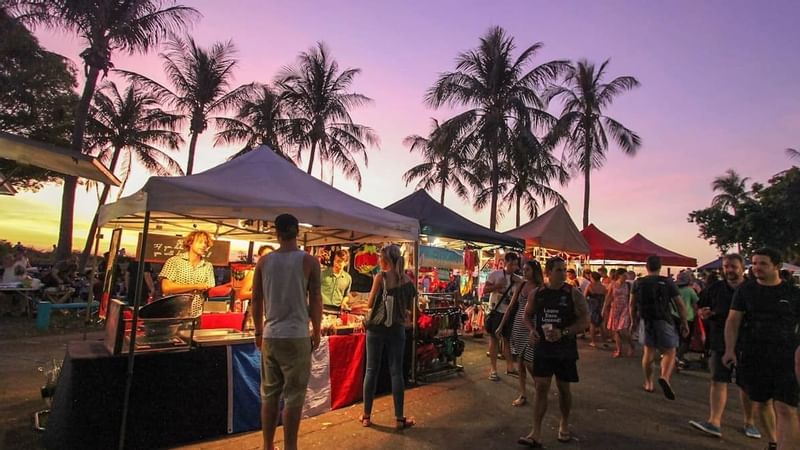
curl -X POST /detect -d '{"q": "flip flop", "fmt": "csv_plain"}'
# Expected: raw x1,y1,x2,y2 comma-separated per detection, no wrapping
642,385,655,393
359,414,371,427
517,436,543,448
396,416,416,430
658,378,676,400
557,430,572,443
512,395,527,407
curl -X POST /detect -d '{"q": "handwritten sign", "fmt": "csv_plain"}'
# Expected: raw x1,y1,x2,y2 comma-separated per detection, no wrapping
136,233,231,266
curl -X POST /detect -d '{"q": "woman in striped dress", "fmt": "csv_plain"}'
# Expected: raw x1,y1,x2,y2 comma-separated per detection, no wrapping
497,260,543,407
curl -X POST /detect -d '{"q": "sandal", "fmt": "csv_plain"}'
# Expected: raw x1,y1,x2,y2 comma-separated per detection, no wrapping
642,385,654,393
658,377,676,400
512,395,527,407
612,351,621,358
489,371,499,381
557,430,571,443
396,416,416,430
517,436,543,448
359,414,371,427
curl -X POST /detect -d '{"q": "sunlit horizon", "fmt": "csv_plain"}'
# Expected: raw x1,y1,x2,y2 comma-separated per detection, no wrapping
2,0,798,266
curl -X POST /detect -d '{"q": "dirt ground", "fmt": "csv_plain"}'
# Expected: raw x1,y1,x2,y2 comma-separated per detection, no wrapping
0,317,772,450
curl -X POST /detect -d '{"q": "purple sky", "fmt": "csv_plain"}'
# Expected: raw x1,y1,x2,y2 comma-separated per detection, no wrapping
2,0,798,263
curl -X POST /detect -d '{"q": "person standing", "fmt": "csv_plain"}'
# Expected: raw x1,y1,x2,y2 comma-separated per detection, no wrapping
361,244,416,430
159,230,216,296
584,272,607,348
723,248,800,450
498,260,544,407
484,252,521,380
631,255,689,399
252,214,322,450
689,254,766,441
604,269,634,358
675,271,700,368
518,257,589,447
321,249,353,309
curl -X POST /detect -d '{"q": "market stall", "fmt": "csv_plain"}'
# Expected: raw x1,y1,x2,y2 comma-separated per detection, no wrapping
44,147,419,449
386,190,523,379
623,233,697,268
580,224,650,266
505,203,590,266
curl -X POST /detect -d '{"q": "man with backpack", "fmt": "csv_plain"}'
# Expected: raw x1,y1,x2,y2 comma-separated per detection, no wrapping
631,255,689,400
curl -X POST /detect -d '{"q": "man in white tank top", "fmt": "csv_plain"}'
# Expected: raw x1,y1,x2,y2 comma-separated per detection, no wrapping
252,214,322,450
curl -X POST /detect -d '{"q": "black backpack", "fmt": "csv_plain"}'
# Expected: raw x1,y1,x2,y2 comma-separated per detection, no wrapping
634,276,674,323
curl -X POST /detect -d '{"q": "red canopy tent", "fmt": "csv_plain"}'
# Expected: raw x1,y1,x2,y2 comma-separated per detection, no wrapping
580,224,649,262
623,233,697,267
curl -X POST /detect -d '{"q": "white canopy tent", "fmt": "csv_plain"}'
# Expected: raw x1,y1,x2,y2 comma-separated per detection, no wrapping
98,146,419,244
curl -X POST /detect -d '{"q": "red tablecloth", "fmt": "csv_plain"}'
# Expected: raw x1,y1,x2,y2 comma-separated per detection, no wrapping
200,313,244,331
328,334,366,409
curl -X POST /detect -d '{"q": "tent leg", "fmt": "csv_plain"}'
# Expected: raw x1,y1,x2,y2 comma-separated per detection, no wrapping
411,240,419,384
83,229,102,340
119,210,150,450
247,241,255,263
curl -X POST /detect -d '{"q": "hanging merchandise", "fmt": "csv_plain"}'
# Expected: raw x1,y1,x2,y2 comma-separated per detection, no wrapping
353,244,380,274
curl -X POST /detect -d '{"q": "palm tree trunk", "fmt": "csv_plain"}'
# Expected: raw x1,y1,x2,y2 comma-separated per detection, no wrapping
516,194,521,228
440,183,446,205
186,131,200,175
57,65,101,261
306,140,318,175
582,129,592,229
79,145,124,270
489,145,500,231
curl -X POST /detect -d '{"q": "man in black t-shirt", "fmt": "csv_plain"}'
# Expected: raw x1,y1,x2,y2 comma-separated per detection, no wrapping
518,257,589,448
631,255,689,400
724,248,800,450
689,254,767,441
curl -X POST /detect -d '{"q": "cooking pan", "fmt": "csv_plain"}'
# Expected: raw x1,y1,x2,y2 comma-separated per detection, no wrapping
139,294,202,319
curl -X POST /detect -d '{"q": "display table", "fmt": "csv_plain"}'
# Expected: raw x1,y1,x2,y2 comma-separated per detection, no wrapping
199,312,245,330
44,335,366,449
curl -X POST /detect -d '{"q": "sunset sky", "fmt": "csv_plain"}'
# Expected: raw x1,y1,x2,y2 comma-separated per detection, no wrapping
1,0,798,264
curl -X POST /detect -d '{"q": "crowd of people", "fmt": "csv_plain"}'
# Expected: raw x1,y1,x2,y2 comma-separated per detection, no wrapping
482,250,799,449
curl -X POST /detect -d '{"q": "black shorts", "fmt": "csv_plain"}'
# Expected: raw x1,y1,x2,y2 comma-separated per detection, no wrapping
532,357,579,383
485,311,511,339
709,350,742,385
738,352,799,406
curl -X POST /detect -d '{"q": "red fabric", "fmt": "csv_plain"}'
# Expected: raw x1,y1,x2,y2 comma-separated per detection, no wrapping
580,224,650,262
199,312,244,331
328,334,366,410
690,318,706,353
207,283,232,298
623,233,697,267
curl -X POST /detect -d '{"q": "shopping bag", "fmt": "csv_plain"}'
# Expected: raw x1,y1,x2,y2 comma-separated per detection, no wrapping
689,318,706,353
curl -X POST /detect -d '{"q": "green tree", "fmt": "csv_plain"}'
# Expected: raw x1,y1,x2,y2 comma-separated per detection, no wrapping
402,118,476,205
213,84,294,162
120,34,253,175
78,81,184,266
426,26,568,230
497,123,568,227
0,7,77,191
277,42,378,189
12,0,197,259
710,169,750,214
549,59,641,229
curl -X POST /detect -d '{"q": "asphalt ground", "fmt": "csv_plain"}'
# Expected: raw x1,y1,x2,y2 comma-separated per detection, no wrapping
0,319,775,450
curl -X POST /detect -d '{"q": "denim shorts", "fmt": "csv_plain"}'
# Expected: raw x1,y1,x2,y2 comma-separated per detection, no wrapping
643,319,678,349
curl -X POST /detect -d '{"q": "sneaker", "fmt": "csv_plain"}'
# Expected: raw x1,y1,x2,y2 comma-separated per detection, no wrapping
743,425,761,439
488,371,499,381
689,420,722,438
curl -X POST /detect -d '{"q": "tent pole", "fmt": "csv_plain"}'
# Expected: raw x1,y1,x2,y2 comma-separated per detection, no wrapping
118,209,150,450
83,229,102,340
247,241,255,263
411,240,419,384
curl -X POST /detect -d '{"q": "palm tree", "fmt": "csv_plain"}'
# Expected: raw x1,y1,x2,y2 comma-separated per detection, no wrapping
78,81,184,266
119,34,253,175
549,59,641,229
402,118,476,205
711,169,750,214
213,84,294,162
426,26,569,230
11,0,197,260
787,148,799,161
499,124,569,227
277,42,378,189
